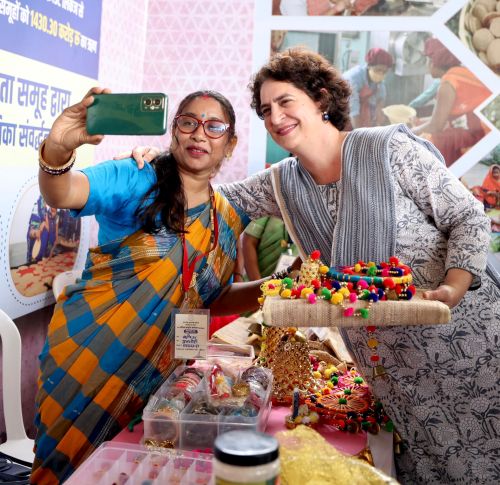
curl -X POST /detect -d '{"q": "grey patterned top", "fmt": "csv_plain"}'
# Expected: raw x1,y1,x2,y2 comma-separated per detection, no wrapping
219,130,499,484
219,131,490,286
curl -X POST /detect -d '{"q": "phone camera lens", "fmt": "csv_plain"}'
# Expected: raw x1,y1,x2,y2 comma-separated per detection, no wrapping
145,98,152,106
154,98,161,106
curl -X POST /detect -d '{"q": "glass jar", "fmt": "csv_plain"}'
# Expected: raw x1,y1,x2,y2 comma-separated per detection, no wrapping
213,430,279,485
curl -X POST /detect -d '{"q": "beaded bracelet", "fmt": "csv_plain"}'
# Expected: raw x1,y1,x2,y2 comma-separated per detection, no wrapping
38,139,76,176
328,258,412,286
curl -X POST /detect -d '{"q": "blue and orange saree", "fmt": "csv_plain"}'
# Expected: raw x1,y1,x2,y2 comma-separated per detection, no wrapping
31,192,248,484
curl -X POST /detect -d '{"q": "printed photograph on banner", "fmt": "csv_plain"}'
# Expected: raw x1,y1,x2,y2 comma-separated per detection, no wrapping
460,145,500,266
447,0,500,77
267,30,492,168
9,183,81,297
481,94,500,129
272,0,447,16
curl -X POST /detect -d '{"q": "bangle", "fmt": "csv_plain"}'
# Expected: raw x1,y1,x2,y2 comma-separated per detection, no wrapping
38,139,76,176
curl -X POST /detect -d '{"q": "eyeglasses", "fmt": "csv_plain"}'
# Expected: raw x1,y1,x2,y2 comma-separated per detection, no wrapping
174,114,230,139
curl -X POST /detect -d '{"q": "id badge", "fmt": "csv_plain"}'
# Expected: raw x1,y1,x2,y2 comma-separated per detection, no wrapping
174,308,210,360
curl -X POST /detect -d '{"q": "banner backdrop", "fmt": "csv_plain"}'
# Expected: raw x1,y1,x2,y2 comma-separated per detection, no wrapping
0,0,101,318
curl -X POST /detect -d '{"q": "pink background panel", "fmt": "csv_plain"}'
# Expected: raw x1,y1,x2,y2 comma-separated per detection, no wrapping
96,0,256,184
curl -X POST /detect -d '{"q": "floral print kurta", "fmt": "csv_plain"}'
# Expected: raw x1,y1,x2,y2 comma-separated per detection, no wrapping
220,132,500,484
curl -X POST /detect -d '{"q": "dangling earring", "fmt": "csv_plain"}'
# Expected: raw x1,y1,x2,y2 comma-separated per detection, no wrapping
322,112,330,122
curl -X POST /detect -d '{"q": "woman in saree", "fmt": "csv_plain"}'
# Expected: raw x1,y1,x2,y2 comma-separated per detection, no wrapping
412,38,491,167
26,197,47,264
474,164,500,210
242,216,297,279
131,48,499,483
33,87,265,484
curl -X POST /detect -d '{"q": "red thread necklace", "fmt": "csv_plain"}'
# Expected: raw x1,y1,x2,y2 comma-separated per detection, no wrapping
181,188,219,308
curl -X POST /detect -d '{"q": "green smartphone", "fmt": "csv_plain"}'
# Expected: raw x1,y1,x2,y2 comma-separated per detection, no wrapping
86,93,168,135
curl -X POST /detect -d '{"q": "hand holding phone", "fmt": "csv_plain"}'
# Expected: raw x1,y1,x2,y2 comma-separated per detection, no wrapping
86,93,168,135
42,87,110,169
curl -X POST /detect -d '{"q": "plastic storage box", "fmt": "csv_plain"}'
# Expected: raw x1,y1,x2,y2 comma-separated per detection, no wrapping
65,442,214,485
142,363,272,451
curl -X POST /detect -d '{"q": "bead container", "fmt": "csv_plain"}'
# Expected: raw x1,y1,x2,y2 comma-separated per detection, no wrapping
65,442,214,485
142,364,273,451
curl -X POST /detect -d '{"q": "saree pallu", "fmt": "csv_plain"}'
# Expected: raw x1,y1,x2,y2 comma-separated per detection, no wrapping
31,192,247,484
429,66,491,167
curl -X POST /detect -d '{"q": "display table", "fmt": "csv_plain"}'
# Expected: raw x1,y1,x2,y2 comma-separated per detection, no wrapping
112,405,395,478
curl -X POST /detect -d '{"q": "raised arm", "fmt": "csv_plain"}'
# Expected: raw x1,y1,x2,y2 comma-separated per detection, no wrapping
39,87,110,209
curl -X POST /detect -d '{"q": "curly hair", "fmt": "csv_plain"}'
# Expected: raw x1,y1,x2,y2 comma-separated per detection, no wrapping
137,90,236,234
249,47,351,130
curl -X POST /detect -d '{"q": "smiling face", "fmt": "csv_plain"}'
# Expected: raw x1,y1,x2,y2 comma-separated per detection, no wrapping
259,79,323,155
171,96,236,178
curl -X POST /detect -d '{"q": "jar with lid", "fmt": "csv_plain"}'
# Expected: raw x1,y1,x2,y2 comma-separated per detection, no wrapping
213,430,279,485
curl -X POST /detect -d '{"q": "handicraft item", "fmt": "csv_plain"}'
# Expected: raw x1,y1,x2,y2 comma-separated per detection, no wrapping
261,252,451,328
260,251,451,380
143,362,272,450
258,327,320,402
257,251,430,432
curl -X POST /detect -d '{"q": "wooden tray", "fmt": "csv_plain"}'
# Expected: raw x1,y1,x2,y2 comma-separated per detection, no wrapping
262,290,451,328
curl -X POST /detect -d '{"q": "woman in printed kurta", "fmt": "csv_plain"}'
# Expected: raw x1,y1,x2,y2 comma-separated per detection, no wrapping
217,49,499,484
33,89,262,484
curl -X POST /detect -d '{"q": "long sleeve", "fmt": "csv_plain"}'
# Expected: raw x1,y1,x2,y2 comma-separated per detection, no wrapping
217,167,281,220
343,66,364,117
391,132,490,286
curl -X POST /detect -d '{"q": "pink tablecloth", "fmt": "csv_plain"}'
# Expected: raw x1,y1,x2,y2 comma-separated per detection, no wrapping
112,405,367,456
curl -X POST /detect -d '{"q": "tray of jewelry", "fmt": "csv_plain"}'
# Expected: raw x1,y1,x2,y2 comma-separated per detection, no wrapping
142,361,272,451
65,442,213,485
261,254,451,328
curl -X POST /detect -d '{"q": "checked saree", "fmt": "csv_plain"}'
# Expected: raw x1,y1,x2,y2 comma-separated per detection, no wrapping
31,192,247,484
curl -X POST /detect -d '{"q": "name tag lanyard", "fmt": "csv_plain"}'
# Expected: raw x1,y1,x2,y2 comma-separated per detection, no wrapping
181,190,219,309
